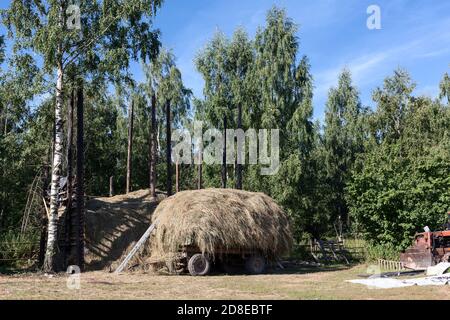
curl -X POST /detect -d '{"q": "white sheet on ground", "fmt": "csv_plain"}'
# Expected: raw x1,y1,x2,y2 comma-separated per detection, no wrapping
426,262,450,276
347,274,450,289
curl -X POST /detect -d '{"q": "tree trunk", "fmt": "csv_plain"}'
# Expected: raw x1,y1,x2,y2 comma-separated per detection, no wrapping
64,88,75,267
197,150,203,190
0,209,3,234
235,103,243,190
0,105,7,230
126,99,134,194
75,84,85,270
43,60,64,273
109,176,114,197
149,95,157,198
166,100,172,196
221,116,227,188
175,160,179,193
38,164,50,268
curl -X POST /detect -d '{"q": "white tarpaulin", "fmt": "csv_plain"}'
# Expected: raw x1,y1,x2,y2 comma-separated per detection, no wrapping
347,274,450,289
426,262,450,276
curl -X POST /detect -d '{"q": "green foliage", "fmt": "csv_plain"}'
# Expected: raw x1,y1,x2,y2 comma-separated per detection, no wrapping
2,0,163,76
0,4,449,263
144,48,191,127
195,32,233,127
194,7,321,240
440,72,450,104
347,70,450,250
319,70,367,231
0,230,39,267
364,243,400,262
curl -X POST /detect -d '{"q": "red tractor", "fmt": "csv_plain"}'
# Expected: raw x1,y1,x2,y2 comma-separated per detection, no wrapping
400,211,450,270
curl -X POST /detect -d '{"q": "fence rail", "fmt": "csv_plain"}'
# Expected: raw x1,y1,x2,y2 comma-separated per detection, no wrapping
378,259,405,271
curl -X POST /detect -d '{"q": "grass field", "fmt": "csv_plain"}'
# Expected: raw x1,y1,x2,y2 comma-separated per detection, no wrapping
1,264,450,300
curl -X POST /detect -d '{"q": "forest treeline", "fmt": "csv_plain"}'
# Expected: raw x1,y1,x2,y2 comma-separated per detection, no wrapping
0,3,449,269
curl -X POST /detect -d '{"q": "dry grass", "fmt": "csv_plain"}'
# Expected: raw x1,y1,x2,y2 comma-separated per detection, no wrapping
148,189,292,264
2,264,450,300
84,189,165,271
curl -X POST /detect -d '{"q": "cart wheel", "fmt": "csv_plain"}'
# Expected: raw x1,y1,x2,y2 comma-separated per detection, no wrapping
188,254,211,276
245,254,266,274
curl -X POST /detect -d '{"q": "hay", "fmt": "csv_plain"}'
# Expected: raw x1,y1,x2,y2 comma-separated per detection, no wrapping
85,189,165,271
147,188,292,262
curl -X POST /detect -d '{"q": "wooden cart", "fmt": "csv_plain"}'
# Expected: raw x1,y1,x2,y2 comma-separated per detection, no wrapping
171,245,267,276
115,222,268,276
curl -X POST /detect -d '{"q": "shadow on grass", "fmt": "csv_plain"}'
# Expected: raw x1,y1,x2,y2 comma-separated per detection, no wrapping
270,263,354,275
0,264,39,275
189,261,358,277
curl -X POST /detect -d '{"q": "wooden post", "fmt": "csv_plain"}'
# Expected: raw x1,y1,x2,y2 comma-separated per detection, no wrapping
149,95,157,198
235,103,242,189
175,160,179,193
126,99,134,194
221,116,227,188
166,100,172,196
109,176,114,197
75,84,85,270
197,150,203,190
64,88,75,268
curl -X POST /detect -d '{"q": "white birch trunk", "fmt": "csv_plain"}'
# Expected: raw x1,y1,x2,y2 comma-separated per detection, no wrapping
43,62,64,272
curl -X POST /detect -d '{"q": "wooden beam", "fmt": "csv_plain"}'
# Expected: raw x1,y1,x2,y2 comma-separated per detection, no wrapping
114,220,158,274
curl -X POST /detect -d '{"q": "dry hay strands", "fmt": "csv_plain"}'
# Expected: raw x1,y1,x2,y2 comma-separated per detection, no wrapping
147,188,293,261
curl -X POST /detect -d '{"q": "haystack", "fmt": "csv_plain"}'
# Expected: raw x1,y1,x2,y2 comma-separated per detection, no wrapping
147,188,292,262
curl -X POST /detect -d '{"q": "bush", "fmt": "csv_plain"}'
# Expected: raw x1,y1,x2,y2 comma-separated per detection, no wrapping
347,141,450,250
364,243,400,262
0,230,39,267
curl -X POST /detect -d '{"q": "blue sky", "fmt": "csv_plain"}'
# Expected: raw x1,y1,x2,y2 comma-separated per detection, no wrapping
147,0,450,121
1,1,449,121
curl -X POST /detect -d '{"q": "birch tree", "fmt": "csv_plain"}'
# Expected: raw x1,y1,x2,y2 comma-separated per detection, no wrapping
322,69,365,228
195,32,232,188
2,0,162,272
440,73,450,104
227,29,254,189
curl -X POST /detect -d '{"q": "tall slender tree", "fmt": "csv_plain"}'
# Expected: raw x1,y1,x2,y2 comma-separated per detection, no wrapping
196,32,232,188
149,94,157,198
64,88,75,266
227,29,254,189
254,7,298,132
75,84,85,269
144,49,191,196
166,99,172,196
126,99,134,194
322,69,365,228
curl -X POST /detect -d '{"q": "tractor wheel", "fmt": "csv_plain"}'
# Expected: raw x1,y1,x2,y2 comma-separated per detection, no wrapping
245,254,266,274
188,254,211,276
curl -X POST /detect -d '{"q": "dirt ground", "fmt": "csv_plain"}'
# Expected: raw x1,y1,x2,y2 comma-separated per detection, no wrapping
2,264,450,300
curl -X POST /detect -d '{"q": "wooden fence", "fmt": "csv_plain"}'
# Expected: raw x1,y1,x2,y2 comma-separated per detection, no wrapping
377,259,405,271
